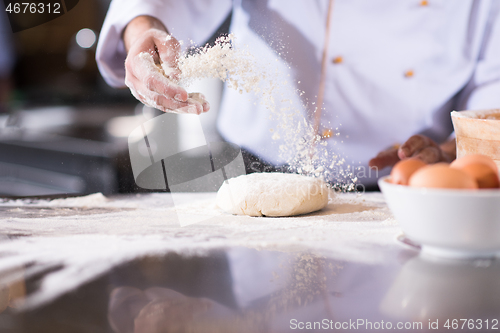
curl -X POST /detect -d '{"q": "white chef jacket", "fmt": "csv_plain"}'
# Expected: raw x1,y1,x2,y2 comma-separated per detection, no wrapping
96,0,500,185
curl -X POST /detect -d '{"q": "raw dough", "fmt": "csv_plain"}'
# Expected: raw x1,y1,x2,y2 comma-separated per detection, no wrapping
216,173,330,217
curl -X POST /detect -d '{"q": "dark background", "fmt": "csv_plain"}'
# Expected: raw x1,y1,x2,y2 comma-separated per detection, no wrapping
0,0,162,196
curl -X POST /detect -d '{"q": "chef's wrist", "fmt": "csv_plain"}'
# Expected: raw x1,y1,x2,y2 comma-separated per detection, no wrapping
123,15,168,52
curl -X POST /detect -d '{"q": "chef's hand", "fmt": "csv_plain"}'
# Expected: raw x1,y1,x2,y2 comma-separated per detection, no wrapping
369,135,456,170
123,16,209,114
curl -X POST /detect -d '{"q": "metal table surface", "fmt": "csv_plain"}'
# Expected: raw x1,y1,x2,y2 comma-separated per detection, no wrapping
0,192,498,333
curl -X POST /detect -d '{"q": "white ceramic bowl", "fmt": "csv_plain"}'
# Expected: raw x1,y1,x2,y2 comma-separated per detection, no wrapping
380,256,500,320
378,176,500,258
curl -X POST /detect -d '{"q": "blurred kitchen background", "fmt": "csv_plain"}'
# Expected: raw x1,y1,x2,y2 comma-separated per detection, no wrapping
0,0,229,197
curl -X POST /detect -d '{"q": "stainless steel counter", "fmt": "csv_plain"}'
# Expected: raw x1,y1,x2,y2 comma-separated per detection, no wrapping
0,192,498,332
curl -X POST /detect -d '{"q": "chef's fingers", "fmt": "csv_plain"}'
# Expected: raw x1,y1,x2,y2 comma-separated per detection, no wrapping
125,76,201,114
202,100,210,112
182,100,204,115
188,93,210,113
368,147,400,169
128,53,188,103
412,146,442,164
145,72,188,103
124,29,206,114
134,78,204,114
145,91,202,114
398,135,438,160
126,29,163,68
155,35,183,83
124,29,188,102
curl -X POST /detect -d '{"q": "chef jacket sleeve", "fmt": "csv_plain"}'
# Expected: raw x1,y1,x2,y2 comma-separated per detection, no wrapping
463,2,500,110
96,0,232,88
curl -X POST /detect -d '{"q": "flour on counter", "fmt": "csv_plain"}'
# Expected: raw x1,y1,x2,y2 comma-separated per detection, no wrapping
0,192,401,310
47,193,109,207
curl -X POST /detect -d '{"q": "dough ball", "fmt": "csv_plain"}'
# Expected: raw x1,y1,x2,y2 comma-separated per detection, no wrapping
216,173,330,217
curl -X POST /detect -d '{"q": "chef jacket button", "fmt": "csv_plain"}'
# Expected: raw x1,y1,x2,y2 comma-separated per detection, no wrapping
404,70,414,78
321,128,333,139
420,0,429,6
332,56,343,64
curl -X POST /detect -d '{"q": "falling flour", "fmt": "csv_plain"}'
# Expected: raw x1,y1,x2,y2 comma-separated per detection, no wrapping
141,34,357,190
178,35,262,95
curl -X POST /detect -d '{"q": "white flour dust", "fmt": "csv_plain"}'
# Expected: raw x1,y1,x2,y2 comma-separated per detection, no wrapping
0,192,400,310
178,34,262,95
138,34,357,190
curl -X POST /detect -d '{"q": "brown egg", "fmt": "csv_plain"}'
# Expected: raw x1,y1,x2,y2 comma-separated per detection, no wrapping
450,154,498,173
458,163,500,189
409,163,478,189
390,158,427,185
